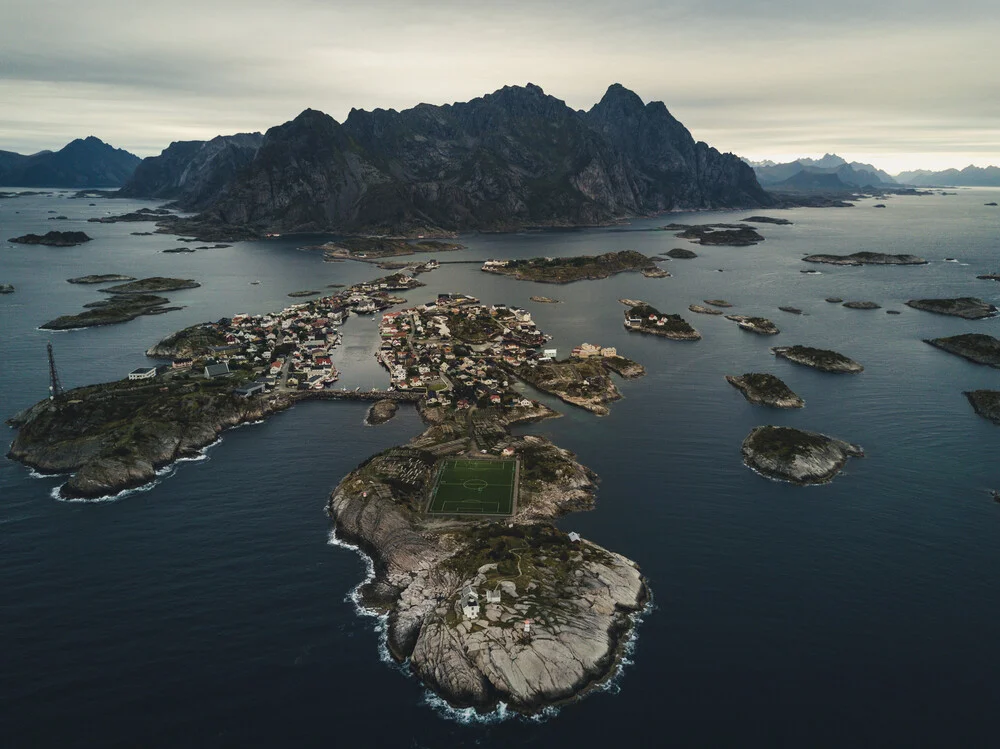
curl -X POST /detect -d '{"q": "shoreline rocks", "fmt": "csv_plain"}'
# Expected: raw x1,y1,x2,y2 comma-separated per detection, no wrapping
741,425,864,484
772,345,863,373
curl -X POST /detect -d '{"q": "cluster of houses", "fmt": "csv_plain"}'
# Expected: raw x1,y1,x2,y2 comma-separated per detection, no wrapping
375,297,552,410
125,273,425,394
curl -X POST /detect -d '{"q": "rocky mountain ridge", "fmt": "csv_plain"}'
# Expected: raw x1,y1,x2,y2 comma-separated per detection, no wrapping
124,83,772,235
0,137,140,188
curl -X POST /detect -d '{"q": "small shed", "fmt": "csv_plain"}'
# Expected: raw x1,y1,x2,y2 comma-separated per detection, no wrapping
568,532,582,543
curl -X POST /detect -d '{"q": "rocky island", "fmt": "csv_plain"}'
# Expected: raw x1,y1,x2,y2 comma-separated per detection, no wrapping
906,297,998,319
725,315,780,335
0,283,14,294
99,277,200,295
741,425,864,484
663,223,765,246
40,294,181,330
977,274,1000,282
704,299,733,308
529,296,560,304
366,400,399,425
624,304,701,340
67,274,137,284
741,216,793,225
726,373,804,408
689,304,724,315
925,333,1000,369
9,230,93,247
482,250,654,284
964,390,1000,424
842,301,881,310
802,252,927,266
665,248,697,259
771,345,864,373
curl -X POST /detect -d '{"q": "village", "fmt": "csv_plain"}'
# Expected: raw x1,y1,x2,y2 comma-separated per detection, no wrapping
130,273,425,393
374,294,563,411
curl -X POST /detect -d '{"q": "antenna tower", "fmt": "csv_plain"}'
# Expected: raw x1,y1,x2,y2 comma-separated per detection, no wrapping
47,342,64,401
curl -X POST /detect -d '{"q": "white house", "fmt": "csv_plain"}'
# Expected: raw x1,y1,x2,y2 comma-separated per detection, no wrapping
127,367,157,381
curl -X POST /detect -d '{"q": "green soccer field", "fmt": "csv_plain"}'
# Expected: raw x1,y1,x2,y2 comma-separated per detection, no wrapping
427,458,517,515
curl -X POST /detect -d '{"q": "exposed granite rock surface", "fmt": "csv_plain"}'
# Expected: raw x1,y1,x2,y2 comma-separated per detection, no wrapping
741,425,863,484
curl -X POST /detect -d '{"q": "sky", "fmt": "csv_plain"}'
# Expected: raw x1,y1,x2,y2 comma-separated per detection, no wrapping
2,0,998,174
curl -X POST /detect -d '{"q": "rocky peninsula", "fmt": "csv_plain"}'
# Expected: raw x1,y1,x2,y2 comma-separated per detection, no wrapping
9,230,92,247
316,237,465,260
6,376,293,498
517,352,643,416
964,390,1000,424
925,333,1000,369
726,373,804,408
624,304,701,340
741,425,864,484
906,297,998,319
771,345,864,373
482,250,654,284
802,252,927,266
725,315,780,335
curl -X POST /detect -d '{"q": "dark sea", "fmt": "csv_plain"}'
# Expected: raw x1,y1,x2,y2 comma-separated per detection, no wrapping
2,189,999,748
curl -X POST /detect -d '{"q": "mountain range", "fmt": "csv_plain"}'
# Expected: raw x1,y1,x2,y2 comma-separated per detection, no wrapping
894,165,1000,187
0,137,140,188
121,83,772,234
747,154,896,189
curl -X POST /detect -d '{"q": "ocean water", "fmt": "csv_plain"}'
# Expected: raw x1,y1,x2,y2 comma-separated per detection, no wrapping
2,189,999,748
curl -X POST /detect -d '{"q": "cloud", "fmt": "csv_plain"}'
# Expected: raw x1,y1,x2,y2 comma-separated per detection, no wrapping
0,0,997,170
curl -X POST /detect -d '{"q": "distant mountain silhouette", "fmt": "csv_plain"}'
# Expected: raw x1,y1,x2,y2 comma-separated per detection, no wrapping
0,137,140,187
895,165,1000,186
749,153,895,189
123,83,772,234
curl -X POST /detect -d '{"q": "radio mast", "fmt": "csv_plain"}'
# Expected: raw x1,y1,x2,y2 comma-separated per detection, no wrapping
47,342,64,401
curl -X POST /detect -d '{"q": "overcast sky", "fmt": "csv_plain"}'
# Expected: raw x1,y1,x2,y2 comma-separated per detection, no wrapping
2,0,997,172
